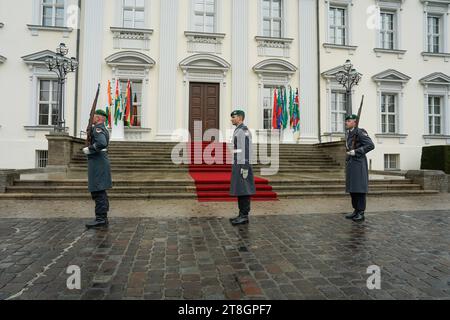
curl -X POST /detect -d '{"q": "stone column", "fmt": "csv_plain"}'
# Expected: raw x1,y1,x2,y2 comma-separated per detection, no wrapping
80,0,104,134
298,0,320,143
231,0,249,113
156,0,179,141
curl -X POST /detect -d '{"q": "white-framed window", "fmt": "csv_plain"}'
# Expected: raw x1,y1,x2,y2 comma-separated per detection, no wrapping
427,15,442,53
384,154,399,170
262,86,276,130
381,93,398,134
380,11,396,49
123,0,145,28
38,79,59,126
119,80,143,127
328,6,347,45
330,91,347,133
428,95,443,134
36,150,48,168
42,0,65,27
262,0,283,38
193,0,216,33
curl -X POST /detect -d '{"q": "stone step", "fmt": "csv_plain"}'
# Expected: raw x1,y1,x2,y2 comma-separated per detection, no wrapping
276,190,440,198
6,186,197,193
272,184,423,191
13,179,414,187
0,190,439,200
6,183,422,194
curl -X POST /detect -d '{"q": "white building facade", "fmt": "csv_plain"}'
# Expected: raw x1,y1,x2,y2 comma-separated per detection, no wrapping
0,0,449,171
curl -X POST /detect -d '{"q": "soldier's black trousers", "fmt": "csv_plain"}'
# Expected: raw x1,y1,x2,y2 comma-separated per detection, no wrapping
350,193,366,212
91,190,109,215
238,196,251,216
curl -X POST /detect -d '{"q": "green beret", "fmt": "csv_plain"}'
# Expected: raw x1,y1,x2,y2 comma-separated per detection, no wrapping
345,114,358,121
95,109,108,117
231,110,245,118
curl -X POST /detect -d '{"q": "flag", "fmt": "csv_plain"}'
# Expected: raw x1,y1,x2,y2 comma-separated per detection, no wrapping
291,89,300,133
272,88,278,129
124,80,131,127
131,93,138,127
281,87,288,130
107,80,112,128
114,80,120,125
277,88,283,129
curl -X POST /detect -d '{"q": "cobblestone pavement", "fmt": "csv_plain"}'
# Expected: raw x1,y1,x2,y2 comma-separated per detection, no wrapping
0,211,449,300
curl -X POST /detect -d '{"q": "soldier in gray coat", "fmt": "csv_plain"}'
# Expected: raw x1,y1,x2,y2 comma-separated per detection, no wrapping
229,110,256,226
344,114,375,222
83,109,112,229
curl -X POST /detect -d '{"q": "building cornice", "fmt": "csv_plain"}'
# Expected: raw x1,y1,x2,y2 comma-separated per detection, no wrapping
27,24,73,37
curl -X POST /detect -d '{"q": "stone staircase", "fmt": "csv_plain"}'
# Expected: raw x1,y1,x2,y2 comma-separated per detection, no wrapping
0,142,439,200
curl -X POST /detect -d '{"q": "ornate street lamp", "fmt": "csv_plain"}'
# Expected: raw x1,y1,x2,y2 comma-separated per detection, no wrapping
45,43,78,133
335,59,362,116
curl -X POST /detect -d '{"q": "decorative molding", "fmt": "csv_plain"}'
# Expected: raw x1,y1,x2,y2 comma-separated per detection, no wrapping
184,31,226,54
421,52,450,62
423,134,450,145
420,72,450,86
255,36,294,58
180,53,231,75
105,51,156,69
110,27,154,50
373,48,407,59
24,126,57,138
253,59,297,78
0,55,6,64
27,24,73,37
372,69,411,83
375,133,408,144
321,65,347,79
323,43,358,55
21,50,56,67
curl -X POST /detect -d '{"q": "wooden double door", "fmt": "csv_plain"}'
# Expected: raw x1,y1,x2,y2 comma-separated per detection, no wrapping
189,82,220,141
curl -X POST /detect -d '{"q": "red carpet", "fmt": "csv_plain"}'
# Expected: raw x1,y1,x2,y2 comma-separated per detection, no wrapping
188,142,278,202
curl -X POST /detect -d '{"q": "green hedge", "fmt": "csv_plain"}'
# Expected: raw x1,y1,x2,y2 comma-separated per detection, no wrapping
421,145,450,174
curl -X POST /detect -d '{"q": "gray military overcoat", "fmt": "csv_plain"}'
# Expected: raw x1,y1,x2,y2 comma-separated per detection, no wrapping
87,123,112,193
345,128,375,194
230,124,256,197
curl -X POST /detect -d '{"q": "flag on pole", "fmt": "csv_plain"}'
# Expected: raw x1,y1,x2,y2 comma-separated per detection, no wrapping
272,88,279,129
106,80,112,128
124,80,131,127
281,87,288,130
114,80,121,125
291,88,300,133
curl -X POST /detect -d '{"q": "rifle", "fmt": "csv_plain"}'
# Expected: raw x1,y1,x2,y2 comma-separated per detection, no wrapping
352,95,365,150
85,84,101,147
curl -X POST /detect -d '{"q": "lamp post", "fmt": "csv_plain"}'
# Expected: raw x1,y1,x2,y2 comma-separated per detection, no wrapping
335,59,362,116
45,43,78,133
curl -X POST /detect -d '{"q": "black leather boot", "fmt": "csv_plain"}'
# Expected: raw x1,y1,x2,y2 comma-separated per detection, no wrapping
352,211,365,222
231,214,249,226
345,210,358,219
86,214,109,229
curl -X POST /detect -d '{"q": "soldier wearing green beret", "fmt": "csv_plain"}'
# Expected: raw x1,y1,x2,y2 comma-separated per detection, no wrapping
344,114,375,222
83,109,112,229
229,110,256,226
